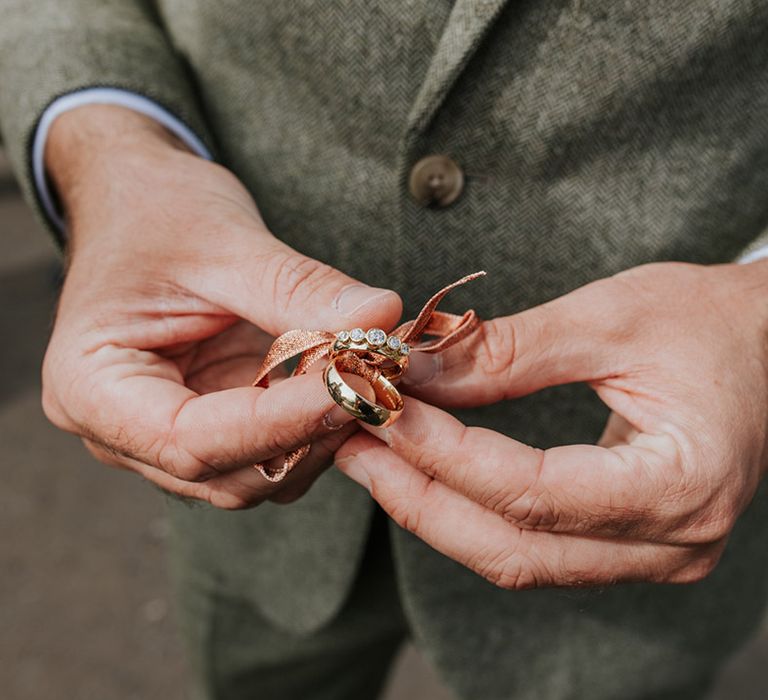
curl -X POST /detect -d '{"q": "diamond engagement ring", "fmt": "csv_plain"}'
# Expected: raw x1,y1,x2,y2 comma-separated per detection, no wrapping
330,327,411,380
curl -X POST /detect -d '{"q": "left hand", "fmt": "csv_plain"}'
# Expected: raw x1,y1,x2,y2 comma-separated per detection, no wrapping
336,261,768,588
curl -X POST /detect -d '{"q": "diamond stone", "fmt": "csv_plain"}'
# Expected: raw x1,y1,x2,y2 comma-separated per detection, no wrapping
400,343,410,356
386,336,401,351
336,330,350,343
366,328,387,346
350,328,365,342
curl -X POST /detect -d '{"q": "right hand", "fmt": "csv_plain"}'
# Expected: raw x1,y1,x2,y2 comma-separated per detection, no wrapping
40,105,401,508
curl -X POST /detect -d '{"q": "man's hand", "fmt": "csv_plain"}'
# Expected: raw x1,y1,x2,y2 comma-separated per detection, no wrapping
336,261,768,588
41,105,402,508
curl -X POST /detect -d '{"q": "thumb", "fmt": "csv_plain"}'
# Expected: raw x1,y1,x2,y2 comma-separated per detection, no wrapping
201,236,402,335
400,277,624,407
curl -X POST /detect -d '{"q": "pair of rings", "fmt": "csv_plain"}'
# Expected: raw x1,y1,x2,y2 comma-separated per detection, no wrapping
323,327,411,427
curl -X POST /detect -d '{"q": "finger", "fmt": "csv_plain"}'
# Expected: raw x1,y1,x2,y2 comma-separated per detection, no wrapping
264,375,370,503
83,436,248,506
267,421,359,504
356,397,699,544
336,434,721,587
84,422,357,509
400,275,631,406
189,421,358,508
62,346,356,482
196,236,403,336
83,438,266,509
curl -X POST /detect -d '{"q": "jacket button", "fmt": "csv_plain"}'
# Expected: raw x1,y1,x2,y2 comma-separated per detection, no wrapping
408,155,464,207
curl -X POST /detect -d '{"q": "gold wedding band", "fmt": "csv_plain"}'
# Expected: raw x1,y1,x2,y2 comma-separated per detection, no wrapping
323,355,404,427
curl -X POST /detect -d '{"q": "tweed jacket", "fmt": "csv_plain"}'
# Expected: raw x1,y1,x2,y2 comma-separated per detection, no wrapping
2,2,768,697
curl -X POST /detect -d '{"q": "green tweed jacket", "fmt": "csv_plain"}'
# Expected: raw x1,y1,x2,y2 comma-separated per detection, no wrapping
2,2,768,697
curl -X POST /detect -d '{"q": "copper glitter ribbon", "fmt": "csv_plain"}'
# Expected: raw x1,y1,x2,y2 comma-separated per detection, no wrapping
251,271,486,482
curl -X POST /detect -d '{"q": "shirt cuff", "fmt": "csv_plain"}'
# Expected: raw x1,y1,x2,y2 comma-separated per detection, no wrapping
32,88,213,232
738,245,768,265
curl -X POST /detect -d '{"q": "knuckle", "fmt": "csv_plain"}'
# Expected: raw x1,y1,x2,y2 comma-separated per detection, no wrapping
471,531,544,590
486,449,573,535
157,441,212,482
493,448,557,529
173,461,213,483
381,475,434,535
247,426,304,466
270,252,338,314
687,512,736,544
667,547,724,584
661,459,740,545
503,490,560,531
481,553,541,591
155,397,216,482
408,446,447,482
255,398,318,456
389,497,423,535
477,319,517,386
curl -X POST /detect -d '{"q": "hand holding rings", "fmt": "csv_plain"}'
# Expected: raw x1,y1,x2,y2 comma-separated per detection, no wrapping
251,271,485,481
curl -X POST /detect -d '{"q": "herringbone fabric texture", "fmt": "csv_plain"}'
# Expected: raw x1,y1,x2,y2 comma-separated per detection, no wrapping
2,1,768,698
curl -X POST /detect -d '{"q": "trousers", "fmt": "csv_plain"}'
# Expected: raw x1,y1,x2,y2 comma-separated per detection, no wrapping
172,509,408,700
169,502,735,700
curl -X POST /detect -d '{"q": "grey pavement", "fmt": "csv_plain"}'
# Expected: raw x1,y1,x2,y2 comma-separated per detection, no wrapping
0,150,766,699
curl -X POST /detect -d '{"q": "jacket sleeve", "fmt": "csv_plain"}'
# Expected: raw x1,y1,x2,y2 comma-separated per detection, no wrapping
0,0,215,239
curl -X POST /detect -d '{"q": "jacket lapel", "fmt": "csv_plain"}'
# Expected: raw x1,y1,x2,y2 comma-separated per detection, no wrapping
407,0,510,136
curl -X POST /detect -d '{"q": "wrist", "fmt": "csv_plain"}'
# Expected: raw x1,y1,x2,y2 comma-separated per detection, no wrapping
45,104,191,220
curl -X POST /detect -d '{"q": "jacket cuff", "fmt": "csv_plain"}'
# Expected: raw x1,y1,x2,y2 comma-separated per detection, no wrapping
0,5,215,245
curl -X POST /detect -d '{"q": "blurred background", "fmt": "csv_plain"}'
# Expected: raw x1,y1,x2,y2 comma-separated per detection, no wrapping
1,147,768,699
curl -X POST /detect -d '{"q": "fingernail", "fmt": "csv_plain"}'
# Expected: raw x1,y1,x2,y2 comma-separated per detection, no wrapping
335,455,372,491
402,352,441,386
334,284,398,320
323,405,353,430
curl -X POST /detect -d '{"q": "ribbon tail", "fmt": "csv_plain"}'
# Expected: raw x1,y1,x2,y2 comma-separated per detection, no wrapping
416,310,481,352
294,342,331,376
397,270,486,344
256,444,311,482
251,330,335,482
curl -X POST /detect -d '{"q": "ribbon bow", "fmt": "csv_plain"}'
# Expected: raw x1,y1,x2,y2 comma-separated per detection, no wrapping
251,270,486,481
